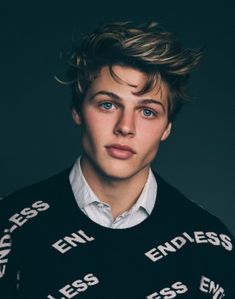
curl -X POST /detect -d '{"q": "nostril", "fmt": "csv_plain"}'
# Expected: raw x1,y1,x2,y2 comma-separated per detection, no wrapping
114,115,136,136
115,127,136,137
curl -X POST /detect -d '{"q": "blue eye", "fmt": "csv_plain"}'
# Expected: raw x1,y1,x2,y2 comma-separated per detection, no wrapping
101,102,113,110
143,109,154,117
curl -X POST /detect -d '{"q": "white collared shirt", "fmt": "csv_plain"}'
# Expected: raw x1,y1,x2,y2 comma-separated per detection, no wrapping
69,156,157,228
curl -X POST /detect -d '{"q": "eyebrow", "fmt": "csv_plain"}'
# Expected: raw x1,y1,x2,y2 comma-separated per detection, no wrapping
89,90,166,113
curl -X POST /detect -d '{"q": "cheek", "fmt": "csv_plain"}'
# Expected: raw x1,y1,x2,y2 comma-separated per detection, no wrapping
138,124,164,145
82,116,110,147
137,125,165,158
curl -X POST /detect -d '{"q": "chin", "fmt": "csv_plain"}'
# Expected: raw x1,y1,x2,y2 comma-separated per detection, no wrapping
84,152,145,180
98,162,143,181
102,170,135,180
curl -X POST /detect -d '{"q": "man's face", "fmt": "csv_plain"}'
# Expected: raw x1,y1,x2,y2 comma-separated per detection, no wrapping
72,65,172,180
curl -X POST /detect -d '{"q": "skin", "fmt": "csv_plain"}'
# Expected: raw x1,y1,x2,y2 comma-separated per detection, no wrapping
72,65,172,219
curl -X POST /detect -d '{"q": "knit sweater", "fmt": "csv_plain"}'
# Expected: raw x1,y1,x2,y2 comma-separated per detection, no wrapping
0,168,234,299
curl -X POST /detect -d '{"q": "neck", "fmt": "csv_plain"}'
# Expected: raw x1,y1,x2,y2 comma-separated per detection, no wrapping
80,155,149,219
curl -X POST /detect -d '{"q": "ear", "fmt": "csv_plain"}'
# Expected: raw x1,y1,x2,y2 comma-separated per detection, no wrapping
72,108,82,125
161,122,172,141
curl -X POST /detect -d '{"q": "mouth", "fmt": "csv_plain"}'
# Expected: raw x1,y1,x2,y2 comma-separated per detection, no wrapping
105,144,136,160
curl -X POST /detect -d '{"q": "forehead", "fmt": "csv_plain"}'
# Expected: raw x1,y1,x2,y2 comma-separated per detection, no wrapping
86,65,169,104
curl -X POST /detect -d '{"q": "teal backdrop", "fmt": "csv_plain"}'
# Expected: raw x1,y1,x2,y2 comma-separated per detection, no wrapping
0,0,234,235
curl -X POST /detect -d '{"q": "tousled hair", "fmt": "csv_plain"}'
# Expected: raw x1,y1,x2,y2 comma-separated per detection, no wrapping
64,21,203,122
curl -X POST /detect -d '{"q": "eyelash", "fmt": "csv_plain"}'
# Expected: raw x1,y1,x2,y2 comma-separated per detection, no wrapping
99,102,115,111
97,101,158,118
142,108,157,118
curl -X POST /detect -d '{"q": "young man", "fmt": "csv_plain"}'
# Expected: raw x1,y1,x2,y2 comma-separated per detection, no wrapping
0,21,234,298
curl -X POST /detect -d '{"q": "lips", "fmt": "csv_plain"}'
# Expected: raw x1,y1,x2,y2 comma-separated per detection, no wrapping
105,144,136,159
106,144,136,153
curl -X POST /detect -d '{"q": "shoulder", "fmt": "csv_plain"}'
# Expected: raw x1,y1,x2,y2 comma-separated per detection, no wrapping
0,168,71,226
154,171,235,240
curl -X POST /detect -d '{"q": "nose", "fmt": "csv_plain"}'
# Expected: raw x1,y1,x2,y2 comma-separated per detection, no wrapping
114,109,136,137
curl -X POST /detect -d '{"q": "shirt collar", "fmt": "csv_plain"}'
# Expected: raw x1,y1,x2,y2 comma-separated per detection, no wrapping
130,168,157,215
69,156,157,215
69,156,100,210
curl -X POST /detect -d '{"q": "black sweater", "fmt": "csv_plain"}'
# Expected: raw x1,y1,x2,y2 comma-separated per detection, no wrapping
0,169,234,299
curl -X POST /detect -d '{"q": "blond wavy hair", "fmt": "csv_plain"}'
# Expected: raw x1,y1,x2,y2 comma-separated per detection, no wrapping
66,21,203,121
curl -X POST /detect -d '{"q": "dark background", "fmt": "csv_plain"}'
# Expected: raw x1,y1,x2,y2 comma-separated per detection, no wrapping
0,1,234,235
